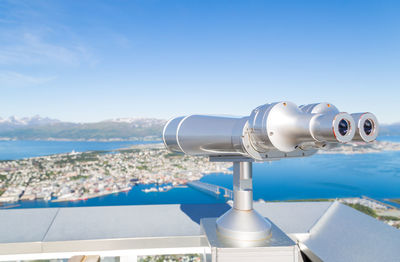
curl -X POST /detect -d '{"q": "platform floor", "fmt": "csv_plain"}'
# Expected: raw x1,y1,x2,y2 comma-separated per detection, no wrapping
0,201,399,262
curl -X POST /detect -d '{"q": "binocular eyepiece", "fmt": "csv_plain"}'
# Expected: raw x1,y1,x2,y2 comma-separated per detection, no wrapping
163,101,378,161
298,102,379,142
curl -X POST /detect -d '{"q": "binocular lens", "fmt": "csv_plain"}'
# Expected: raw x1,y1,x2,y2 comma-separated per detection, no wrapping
364,119,373,136
338,119,349,136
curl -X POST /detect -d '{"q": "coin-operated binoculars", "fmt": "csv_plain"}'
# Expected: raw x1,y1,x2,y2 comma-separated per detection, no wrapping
163,101,379,245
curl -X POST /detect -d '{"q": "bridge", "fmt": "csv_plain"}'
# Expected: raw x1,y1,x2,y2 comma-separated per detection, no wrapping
187,180,233,199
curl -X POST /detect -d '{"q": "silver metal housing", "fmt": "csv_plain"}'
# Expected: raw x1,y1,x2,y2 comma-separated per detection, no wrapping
351,112,379,142
163,115,248,155
162,101,372,159
300,103,379,144
299,102,339,115
310,112,356,143
163,116,185,153
248,102,355,152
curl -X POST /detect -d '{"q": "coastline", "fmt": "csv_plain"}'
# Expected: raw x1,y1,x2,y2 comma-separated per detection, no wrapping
0,142,233,204
318,140,400,155
51,187,132,203
1,139,400,208
0,137,162,142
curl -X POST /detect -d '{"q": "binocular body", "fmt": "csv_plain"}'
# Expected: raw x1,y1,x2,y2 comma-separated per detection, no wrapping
163,101,378,161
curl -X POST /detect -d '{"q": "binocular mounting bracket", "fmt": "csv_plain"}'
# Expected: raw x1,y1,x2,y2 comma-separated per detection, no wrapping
209,156,272,244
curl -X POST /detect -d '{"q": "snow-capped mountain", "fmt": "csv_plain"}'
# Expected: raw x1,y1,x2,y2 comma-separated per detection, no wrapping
103,118,166,128
0,114,397,140
0,116,165,140
0,115,60,126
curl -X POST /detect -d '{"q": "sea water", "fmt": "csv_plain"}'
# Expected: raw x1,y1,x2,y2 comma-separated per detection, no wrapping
1,138,400,209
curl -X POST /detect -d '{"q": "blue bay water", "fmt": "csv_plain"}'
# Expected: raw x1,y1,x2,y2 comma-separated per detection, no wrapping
377,135,400,142
203,151,400,201
0,140,160,160
1,138,400,209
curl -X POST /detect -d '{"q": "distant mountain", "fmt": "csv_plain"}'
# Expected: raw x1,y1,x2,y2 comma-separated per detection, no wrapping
0,115,398,141
0,116,165,141
380,123,400,136
102,118,166,128
0,115,60,130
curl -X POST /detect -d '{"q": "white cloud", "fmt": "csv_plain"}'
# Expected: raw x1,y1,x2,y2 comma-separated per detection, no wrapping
0,1,100,67
0,71,55,88
0,32,94,66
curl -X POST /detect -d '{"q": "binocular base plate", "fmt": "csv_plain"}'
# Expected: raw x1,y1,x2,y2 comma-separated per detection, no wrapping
201,217,297,261
215,208,272,243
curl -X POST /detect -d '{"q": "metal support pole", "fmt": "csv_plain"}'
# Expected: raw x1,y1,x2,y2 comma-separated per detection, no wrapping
233,162,253,211
215,161,272,245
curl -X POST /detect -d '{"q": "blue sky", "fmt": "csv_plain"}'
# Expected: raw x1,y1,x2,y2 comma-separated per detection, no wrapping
0,0,399,123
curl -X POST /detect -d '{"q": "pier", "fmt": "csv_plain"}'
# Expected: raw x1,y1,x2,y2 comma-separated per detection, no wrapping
187,181,233,199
